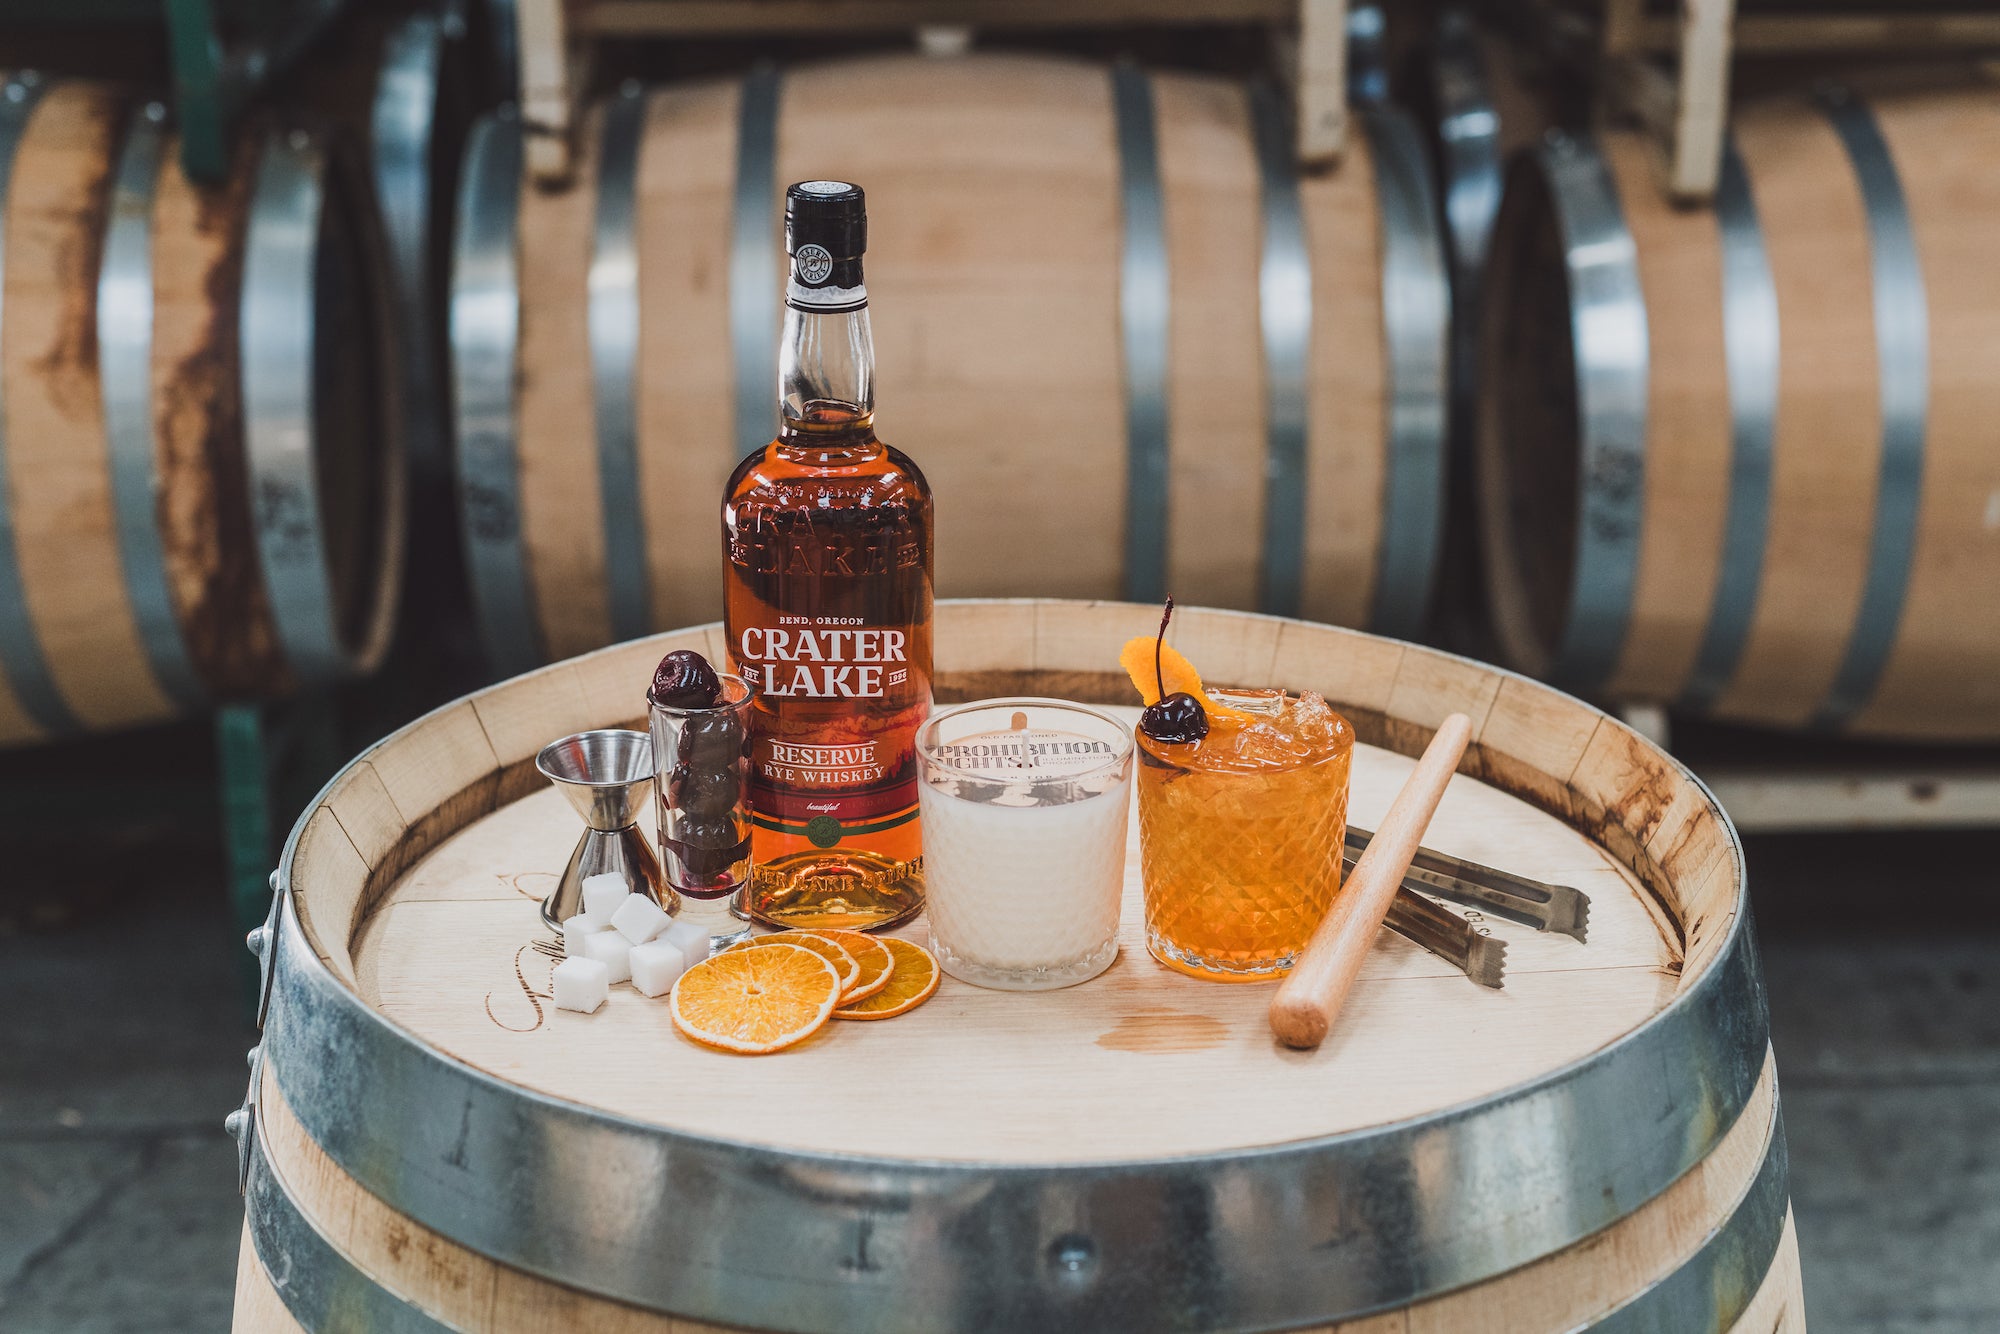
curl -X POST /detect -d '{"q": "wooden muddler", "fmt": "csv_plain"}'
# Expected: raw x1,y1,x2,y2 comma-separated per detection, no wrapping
1269,712,1475,1049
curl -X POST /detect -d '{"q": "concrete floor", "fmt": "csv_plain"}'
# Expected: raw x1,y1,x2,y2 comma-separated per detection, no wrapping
1,833,1996,1332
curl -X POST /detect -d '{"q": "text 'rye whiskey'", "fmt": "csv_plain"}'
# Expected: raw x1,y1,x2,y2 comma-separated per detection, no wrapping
723,180,933,932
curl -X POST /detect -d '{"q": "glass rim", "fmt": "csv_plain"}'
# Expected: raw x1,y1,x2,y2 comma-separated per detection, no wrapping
647,672,753,716
918,696,1134,785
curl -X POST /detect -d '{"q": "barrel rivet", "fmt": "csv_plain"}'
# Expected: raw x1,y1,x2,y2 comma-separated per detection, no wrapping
1046,1234,1096,1279
224,1108,249,1144
247,925,270,961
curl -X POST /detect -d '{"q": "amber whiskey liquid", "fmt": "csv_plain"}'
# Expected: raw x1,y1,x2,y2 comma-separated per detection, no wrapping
722,180,933,931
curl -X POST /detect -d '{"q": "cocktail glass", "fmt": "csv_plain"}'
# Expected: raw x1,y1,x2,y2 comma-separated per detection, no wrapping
650,674,755,952
918,699,1133,991
1136,688,1353,981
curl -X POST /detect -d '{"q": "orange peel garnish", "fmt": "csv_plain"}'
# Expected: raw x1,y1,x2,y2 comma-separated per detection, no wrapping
1118,635,1254,722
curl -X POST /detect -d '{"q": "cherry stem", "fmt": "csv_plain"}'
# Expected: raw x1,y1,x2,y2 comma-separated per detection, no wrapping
1154,596,1174,700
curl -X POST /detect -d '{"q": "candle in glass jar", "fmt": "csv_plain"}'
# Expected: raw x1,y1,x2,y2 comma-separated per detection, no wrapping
917,700,1134,991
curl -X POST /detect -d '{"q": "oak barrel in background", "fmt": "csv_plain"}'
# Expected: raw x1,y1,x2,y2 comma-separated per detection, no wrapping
231,600,1800,1332
0,71,406,749
1478,76,2000,741
450,53,1451,676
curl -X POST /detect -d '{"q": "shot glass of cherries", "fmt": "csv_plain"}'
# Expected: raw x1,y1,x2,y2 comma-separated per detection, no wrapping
1138,597,1210,745
648,650,752,887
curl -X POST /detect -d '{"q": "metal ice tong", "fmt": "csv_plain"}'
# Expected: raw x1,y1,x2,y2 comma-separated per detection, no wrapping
1354,825,1594,990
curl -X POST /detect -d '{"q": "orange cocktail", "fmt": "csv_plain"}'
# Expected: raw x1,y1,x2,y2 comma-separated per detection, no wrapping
1136,688,1353,981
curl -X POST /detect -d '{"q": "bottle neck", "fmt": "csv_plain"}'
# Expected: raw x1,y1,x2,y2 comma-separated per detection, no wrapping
778,260,875,451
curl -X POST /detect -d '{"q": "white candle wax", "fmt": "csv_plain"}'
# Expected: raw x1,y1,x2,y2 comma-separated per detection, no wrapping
918,708,1133,990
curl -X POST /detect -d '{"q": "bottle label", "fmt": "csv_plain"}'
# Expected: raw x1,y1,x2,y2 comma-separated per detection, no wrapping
733,618,926,843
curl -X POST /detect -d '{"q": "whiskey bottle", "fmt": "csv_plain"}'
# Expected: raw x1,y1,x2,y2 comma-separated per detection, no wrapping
723,181,933,932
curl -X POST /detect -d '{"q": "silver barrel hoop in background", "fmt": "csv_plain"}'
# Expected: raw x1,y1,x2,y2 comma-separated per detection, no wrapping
371,9,454,489
1112,60,1171,607
729,63,782,463
241,121,406,686
449,107,541,676
99,99,207,712
1681,136,1779,710
592,82,652,643
1249,79,1313,620
1811,87,1928,730
1362,106,1450,639
1536,131,1649,696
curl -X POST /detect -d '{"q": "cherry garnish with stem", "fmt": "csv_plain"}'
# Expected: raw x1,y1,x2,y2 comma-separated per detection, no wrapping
1138,596,1209,744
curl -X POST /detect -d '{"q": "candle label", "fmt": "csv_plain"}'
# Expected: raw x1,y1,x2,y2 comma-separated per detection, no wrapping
933,727,1119,782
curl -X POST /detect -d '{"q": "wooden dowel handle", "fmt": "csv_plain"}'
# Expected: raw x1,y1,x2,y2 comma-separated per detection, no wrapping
1269,713,1474,1050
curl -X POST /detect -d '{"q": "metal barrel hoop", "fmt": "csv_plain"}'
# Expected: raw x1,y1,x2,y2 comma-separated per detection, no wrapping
1537,131,1649,694
1590,1090,1790,1332
1432,8,1504,304
99,100,208,713
1361,106,1451,638
240,119,407,685
1248,79,1312,619
1111,60,1171,606
1682,136,1779,709
1811,88,1928,730
449,107,542,675
260,680,1770,1334
730,63,783,461
0,73,82,736
371,10,452,487
240,1076,1786,1333
246,1134,452,1332
592,82,652,642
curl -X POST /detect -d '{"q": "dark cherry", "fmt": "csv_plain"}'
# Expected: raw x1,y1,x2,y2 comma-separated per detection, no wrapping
1140,691,1209,744
678,712,744,768
649,650,721,709
667,763,740,818
674,814,741,850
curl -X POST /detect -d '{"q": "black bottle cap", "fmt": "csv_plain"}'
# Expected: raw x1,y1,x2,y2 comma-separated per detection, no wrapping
785,180,866,259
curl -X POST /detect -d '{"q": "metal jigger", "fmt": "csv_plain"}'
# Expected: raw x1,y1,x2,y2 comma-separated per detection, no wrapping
535,729,673,930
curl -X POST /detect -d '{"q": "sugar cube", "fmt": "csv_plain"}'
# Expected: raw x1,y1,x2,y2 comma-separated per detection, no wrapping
561,912,609,957
552,957,609,1013
582,930,633,984
610,894,670,945
629,939,687,998
582,873,630,919
661,919,713,971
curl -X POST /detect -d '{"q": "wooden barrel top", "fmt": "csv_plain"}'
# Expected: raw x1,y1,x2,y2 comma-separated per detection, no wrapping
349,707,1675,1162
265,600,1765,1330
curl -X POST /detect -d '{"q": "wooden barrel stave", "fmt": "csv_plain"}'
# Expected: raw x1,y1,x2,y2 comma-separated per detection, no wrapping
1479,79,2000,739
242,600,1779,1331
455,54,1450,675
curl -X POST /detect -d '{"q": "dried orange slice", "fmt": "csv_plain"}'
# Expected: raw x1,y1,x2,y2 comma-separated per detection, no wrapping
726,931,859,994
670,942,840,1053
1118,636,1254,721
810,929,896,1004
832,937,939,1020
